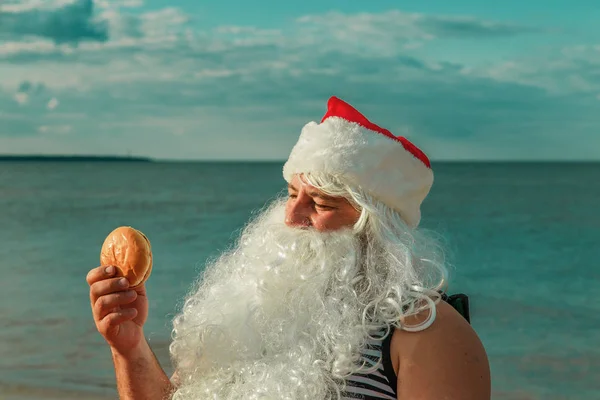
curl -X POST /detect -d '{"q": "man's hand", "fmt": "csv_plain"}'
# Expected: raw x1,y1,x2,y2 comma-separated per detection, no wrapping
86,265,149,355
86,265,174,399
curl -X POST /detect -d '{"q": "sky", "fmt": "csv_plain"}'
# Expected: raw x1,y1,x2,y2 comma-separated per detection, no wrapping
1,0,599,161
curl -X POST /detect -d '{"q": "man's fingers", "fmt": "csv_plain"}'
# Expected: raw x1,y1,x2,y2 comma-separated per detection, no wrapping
94,291,138,320
86,265,117,286
90,277,130,304
99,308,138,336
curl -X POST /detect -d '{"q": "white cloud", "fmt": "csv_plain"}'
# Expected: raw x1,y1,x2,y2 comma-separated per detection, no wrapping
0,5,580,95
0,40,57,57
38,124,72,134
96,0,143,8
464,45,600,94
0,0,143,12
0,4,598,160
294,10,539,55
122,0,143,7
0,0,77,13
47,97,60,110
14,92,29,105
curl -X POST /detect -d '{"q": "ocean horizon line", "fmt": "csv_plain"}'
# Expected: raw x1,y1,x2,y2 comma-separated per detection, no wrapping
0,154,598,164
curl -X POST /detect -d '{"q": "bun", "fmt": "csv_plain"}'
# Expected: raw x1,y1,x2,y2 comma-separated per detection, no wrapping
100,226,153,288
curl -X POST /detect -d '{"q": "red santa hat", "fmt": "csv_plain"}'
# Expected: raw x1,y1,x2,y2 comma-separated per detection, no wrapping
283,96,433,227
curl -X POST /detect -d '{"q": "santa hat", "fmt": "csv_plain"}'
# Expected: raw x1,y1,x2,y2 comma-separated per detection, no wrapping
283,96,433,227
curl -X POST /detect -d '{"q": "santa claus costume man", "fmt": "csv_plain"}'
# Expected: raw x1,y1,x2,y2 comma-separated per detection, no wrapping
87,96,491,400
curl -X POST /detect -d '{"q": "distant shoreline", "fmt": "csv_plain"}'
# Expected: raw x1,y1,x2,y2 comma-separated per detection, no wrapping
0,155,153,162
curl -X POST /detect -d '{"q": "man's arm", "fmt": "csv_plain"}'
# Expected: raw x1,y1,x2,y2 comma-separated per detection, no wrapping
391,301,491,400
111,338,176,400
86,266,178,399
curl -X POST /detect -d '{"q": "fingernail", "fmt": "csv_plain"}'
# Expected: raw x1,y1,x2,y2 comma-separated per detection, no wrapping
119,278,129,287
105,266,114,274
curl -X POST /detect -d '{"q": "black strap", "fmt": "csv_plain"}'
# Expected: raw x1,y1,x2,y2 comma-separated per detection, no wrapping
440,292,471,324
381,328,398,395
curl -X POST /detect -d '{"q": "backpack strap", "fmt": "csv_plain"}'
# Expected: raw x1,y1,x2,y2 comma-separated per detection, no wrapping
440,292,471,324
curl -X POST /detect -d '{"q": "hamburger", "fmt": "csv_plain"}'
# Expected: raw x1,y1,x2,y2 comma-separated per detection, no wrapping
100,226,153,288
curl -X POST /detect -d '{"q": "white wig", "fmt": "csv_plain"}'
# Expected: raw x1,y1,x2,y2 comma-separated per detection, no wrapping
168,172,448,400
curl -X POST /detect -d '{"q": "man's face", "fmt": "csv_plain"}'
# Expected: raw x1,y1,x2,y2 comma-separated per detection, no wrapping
285,175,361,232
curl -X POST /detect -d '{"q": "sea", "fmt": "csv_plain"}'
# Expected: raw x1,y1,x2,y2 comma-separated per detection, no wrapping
0,161,598,400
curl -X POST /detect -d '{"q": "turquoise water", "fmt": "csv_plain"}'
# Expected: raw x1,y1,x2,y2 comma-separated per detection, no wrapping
0,161,598,399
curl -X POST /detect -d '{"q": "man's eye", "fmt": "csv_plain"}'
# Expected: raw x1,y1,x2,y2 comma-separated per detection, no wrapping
315,203,334,210
288,193,297,198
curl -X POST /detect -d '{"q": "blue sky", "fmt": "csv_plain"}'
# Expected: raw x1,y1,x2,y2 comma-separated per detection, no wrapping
1,0,599,160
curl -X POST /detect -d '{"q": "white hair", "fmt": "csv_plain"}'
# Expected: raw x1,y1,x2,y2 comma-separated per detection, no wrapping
168,173,449,400
300,172,448,331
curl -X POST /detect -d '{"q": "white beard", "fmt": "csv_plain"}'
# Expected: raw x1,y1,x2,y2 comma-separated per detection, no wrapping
169,200,407,400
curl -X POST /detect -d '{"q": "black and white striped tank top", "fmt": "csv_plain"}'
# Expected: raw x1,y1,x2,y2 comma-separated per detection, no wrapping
341,327,397,400
340,293,471,400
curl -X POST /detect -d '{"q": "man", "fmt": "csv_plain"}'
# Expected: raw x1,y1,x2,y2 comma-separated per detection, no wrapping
87,96,491,399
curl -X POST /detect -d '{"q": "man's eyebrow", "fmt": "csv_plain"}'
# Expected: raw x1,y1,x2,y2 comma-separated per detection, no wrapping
307,190,338,202
288,184,338,201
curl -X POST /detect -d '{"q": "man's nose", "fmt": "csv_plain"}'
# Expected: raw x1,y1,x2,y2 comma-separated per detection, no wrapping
285,200,312,228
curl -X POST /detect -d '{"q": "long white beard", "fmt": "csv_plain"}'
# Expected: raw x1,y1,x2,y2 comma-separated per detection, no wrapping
169,201,403,400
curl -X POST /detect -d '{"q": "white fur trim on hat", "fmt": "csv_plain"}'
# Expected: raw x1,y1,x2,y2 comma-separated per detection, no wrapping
283,97,433,227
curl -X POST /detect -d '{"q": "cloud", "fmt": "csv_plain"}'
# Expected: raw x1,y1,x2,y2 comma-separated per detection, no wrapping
38,124,72,134
296,10,539,48
462,45,600,95
47,97,60,110
0,0,108,44
0,8,539,65
95,0,143,9
10,80,46,105
0,6,597,160
14,92,29,105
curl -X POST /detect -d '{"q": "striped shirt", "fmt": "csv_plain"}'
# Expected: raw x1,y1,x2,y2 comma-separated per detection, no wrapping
340,293,471,400
341,327,397,400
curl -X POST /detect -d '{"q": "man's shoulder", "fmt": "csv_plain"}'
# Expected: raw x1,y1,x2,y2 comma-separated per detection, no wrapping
393,300,482,349
394,301,477,341
390,300,491,398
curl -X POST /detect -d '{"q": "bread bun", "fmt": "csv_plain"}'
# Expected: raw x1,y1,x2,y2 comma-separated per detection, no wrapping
100,226,152,288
